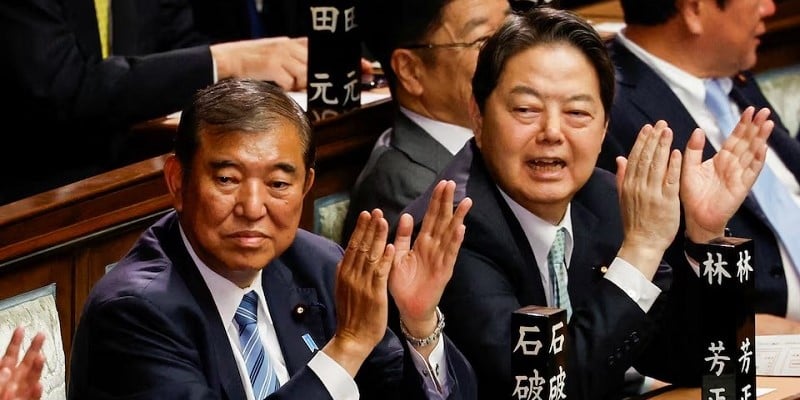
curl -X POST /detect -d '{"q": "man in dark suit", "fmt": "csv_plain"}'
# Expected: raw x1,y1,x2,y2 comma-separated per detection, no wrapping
340,0,510,244
403,8,775,398
0,0,307,205
68,79,476,399
598,0,800,334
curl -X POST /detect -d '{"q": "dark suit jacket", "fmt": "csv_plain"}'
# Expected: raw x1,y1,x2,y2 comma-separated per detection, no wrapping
598,37,800,317
189,0,308,42
0,0,212,204
68,211,476,400
403,140,702,399
342,111,456,244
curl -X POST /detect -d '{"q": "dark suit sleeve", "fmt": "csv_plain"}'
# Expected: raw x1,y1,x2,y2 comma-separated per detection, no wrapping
440,247,686,399
0,0,213,129
70,296,226,399
69,295,334,400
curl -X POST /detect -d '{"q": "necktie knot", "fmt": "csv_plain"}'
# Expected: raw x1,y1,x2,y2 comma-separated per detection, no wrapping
704,78,736,138
235,291,259,328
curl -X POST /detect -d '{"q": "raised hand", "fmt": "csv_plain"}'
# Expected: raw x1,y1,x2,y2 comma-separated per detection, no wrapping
324,209,395,377
388,180,472,351
0,327,45,400
615,120,683,279
680,106,774,243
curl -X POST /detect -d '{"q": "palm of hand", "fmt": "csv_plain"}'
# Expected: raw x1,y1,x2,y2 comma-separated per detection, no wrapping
681,155,747,234
389,234,451,322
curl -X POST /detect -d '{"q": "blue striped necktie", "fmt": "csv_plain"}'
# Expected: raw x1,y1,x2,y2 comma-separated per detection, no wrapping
235,291,279,398
548,227,572,320
704,78,800,270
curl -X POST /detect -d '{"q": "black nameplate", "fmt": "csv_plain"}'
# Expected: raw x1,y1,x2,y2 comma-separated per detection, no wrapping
511,305,568,399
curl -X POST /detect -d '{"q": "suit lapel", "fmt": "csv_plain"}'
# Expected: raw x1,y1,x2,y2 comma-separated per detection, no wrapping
262,258,326,375
393,112,457,173
164,216,247,400
567,201,604,306
611,39,716,160
466,149,548,306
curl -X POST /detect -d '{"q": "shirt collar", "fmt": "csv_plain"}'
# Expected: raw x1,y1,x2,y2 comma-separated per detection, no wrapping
399,107,473,155
497,188,574,268
179,224,267,329
617,30,709,106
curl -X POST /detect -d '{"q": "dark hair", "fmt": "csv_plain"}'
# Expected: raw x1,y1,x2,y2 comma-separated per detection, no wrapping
174,78,315,176
472,7,615,122
620,0,727,25
358,0,454,92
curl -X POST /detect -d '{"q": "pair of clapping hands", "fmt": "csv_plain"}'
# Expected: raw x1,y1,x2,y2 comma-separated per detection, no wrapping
323,180,472,376
615,106,774,279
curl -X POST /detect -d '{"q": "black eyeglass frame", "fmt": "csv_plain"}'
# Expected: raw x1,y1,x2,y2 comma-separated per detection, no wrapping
399,35,492,51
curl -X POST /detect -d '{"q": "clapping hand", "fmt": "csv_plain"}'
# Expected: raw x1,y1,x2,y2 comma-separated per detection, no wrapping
680,106,773,243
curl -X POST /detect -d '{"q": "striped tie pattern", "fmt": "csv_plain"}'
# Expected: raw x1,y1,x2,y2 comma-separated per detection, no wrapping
705,78,800,270
548,227,572,320
235,291,279,398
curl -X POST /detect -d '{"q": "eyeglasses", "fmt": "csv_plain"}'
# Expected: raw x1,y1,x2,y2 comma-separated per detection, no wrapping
401,35,491,51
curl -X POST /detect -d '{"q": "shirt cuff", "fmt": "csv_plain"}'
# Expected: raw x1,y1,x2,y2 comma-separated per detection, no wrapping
407,337,451,399
604,257,661,312
307,351,359,400
211,54,219,84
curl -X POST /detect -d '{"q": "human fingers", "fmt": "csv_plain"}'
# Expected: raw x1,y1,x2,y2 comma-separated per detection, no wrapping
664,149,682,199
17,332,44,374
634,120,668,186
419,181,447,237
429,180,457,241
1,328,24,370
442,197,472,267
647,124,674,190
624,123,654,189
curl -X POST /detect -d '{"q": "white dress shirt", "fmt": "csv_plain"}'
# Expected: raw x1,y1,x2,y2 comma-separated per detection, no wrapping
617,31,800,320
499,190,661,313
400,107,474,155
180,226,451,399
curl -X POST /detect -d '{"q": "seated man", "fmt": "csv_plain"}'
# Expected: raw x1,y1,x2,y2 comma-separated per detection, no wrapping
597,0,800,333
403,8,775,398
0,327,45,400
341,0,509,244
0,0,307,204
68,78,475,399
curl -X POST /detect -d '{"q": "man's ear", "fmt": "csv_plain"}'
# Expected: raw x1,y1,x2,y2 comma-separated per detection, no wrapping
391,49,425,96
469,96,484,149
302,168,315,197
164,155,185,212
680,0,705,35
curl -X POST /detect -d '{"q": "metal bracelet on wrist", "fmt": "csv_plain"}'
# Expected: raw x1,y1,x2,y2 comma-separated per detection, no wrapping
399,307,445,348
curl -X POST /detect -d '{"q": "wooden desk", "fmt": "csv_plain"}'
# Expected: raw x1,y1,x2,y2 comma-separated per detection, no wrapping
638,377,800,400
0,97,394,375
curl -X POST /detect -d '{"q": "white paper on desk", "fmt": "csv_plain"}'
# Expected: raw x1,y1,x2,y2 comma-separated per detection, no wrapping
592,21,625,34
164,90,391,121
757,387,776,397
756,334,800,376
